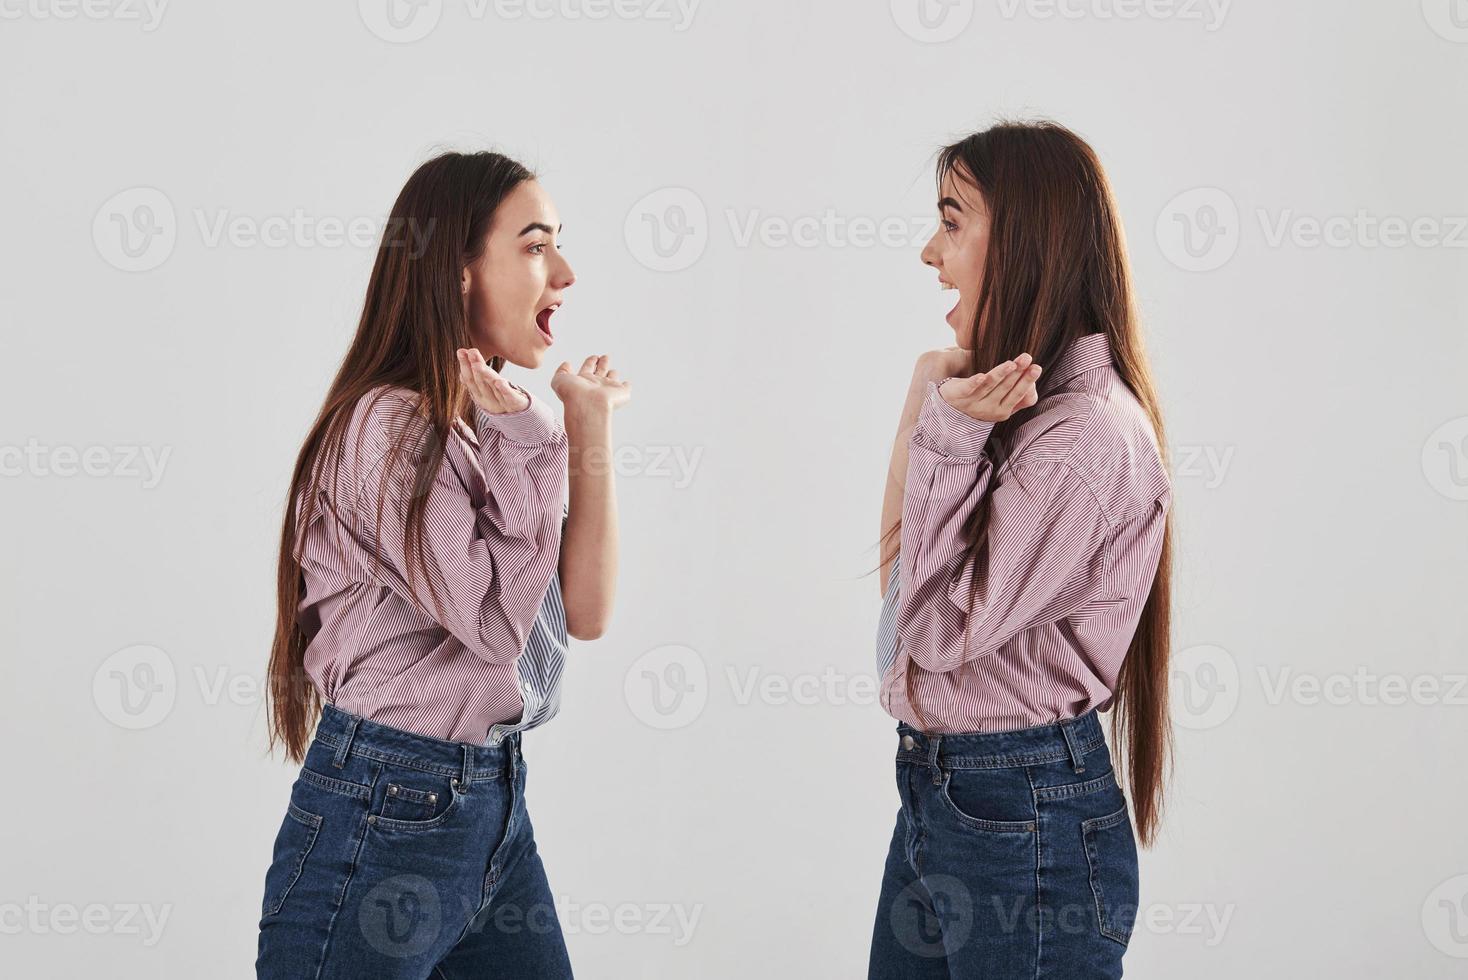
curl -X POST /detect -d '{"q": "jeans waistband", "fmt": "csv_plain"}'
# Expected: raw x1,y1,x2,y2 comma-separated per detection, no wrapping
313,702,519,784
896,707,1108,772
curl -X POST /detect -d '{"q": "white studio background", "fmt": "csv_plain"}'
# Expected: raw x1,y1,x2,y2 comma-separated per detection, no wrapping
2,2,1465,977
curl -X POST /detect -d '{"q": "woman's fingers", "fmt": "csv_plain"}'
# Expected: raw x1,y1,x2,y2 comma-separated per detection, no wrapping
458,349,488,402
457,348,528,413
1002,365,1041,411
985,354,1033,406
970,361,1016,402
943,353,1044,421
993,358,1035,406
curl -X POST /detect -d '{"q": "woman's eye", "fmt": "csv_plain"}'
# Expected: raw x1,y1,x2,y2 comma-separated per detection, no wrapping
528,242,547,254
942,219,958,233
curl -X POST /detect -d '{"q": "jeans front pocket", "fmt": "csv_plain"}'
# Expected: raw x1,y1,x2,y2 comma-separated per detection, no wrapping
937,769,1038,834
1081,805,1139,945
368,766,463,832
261,802,323,918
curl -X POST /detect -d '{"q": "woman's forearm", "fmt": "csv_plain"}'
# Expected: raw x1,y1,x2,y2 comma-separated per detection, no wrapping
560,403,618,640
880,373,935,598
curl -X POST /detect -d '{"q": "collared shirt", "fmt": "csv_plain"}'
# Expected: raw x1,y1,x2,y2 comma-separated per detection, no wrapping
295,383,569,746
876,331,1171,733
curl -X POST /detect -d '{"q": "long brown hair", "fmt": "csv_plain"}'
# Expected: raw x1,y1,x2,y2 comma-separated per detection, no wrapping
882,120,1175,847
265,150,535,763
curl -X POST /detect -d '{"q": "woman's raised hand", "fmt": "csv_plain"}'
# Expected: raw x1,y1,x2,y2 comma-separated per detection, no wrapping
550,354,632,415
938,352,1042,423
457,348,530,414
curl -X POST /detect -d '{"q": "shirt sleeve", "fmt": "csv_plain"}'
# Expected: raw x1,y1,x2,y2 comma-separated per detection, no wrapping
350,387,568,667
895,379,1113,672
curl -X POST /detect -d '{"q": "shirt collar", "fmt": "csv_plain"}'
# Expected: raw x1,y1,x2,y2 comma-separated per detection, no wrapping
1037,331,1114,395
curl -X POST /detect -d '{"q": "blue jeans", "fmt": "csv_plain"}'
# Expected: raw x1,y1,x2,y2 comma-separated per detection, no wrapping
256,704,574,978
868,708,1139,979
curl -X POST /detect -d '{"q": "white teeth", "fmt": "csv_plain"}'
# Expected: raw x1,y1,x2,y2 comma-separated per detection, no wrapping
938,281,956,290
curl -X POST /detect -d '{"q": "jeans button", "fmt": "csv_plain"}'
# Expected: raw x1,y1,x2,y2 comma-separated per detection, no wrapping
901,734,916,751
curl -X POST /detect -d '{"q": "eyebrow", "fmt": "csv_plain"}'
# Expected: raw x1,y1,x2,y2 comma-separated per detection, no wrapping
517,222,561,237
938,197,963,213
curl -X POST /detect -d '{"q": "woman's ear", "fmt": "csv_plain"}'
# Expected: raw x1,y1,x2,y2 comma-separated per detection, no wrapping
461,266,471,295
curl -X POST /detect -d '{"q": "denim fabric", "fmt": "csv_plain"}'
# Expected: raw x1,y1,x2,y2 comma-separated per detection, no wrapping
868,708,1139,979
257,704,573,978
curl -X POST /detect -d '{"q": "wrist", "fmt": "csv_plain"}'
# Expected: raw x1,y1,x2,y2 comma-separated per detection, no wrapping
475,386,561,445
564,400,612,432
915,379,995,457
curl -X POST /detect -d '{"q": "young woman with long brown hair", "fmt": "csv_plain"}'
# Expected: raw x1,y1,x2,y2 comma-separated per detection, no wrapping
869,121,1173,978
255,150,628,978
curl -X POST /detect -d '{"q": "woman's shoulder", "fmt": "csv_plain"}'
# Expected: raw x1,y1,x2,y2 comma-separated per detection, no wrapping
1010,384,1168,511
337,384,437,474
345,384,430,440
352,383,424,422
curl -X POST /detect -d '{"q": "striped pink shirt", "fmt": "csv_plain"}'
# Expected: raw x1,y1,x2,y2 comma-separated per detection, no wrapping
295,383,567,744
877,331,1171,733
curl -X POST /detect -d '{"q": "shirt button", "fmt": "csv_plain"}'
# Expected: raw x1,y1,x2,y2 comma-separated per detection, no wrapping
901,735,916,751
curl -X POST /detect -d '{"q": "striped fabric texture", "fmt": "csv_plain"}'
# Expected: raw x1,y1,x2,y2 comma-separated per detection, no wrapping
877,331,1172,734
295,383,569,746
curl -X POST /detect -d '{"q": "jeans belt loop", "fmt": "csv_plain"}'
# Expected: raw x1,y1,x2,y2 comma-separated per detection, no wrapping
332,715,360,769
1059,717,1087,774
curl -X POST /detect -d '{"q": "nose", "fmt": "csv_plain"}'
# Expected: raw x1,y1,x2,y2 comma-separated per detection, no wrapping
920,234,939,269
554,253,576,290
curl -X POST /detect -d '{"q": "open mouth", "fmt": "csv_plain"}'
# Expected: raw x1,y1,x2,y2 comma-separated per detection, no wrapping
940,281,961,323
939,284,963,322
535,304,558,344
